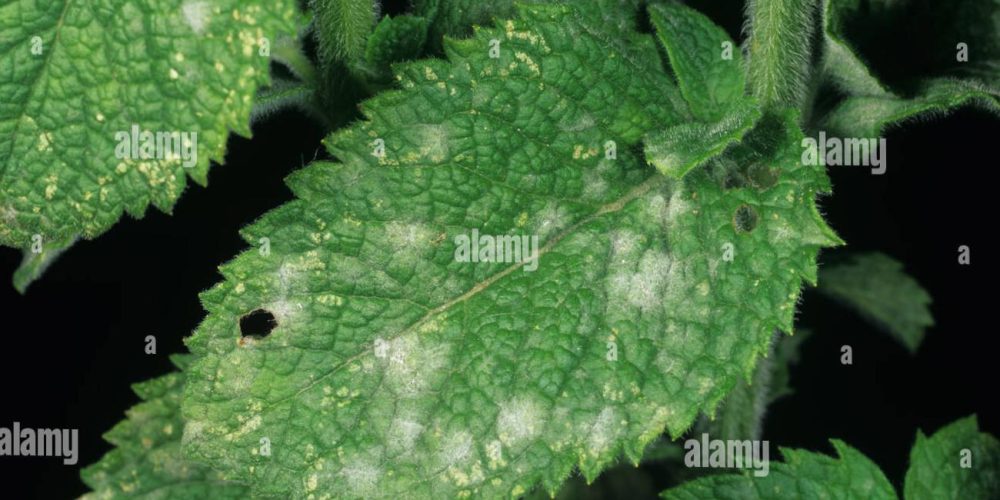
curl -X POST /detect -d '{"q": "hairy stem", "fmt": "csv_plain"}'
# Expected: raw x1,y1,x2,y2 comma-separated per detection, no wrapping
744,0,818,111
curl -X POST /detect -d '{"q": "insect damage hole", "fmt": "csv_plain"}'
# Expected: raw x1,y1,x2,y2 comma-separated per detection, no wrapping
733,204,759,233
240,309,277,340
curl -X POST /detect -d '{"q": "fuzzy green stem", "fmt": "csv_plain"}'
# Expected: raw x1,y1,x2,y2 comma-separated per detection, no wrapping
745,0,818,110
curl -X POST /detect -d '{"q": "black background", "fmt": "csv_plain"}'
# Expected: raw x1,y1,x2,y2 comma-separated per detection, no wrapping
2,3,999,496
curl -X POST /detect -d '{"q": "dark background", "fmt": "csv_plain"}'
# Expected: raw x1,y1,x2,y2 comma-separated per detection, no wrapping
2,1,999,496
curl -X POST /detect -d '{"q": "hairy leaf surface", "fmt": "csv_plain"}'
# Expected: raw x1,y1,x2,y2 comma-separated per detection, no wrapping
820,0,1000,136
649,1,746,122
181,3,838,497
0,0,302,290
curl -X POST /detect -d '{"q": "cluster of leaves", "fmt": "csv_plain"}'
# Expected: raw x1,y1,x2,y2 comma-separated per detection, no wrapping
2,0,998,498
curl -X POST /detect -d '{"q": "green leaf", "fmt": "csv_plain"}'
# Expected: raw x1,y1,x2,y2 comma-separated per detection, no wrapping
644,100,762,179
180,3,838,497
819,0,1000,136
661,440,897,499
700,331,777,443
0,0,303,290
649,1,746,122
818,252,933,353
744,0,817,110
904,416,1000,500
820,0,893,97
413,0,516,53
364,15,430,74
821,78,1000,137
81,356,247,499
662,417,1000,500
311,0,377,64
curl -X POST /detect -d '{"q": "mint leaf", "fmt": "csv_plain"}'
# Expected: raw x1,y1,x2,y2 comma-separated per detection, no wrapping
0,0,303,290
819,0,1000,136
364,15,430,75
81,356,247,498
819,252,933,353
663,417,1000,500
904,416,1000,500
662,440,897,499
180,3,838,497
413,0,516,53
820,0,893,97
649,1,746,122
644,100,762,179
821,79,1000,137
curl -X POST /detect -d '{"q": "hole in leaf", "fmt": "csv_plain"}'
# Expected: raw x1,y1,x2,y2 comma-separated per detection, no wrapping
733,205,759,233
240,309,277,339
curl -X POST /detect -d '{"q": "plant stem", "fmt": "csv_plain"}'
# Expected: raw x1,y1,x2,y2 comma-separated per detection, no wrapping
744,0,818,111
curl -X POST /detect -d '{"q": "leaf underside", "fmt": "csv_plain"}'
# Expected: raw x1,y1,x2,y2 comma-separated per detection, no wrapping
818,252,933,353
179,3,837,498
0,0,301,289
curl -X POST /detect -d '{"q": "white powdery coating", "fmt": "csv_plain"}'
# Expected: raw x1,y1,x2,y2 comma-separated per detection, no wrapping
496,397,544,445
587,406,619,456
439,430,474,467
387,415,424,453
610,230,640,259
627,250,673,311
182,1,210,35
534,202,570,241
414,124,451,163
384,221,433,253
383,333,448,396
341,460,381,495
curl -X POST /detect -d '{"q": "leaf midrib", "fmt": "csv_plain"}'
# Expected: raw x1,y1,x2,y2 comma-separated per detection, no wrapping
271,171,667,407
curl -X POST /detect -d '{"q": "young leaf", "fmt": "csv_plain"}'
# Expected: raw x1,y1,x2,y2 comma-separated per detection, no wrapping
649,1,747,122
180,3,838,497
364,15,430,75
821,79,1000,138
662,439,897,499
904,416,1000,500
818,252,933,353
81,356,247,498
0,0,303,290
819,0,1000,136
413,0,516,53
644,100,762,179
820,0,893,97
